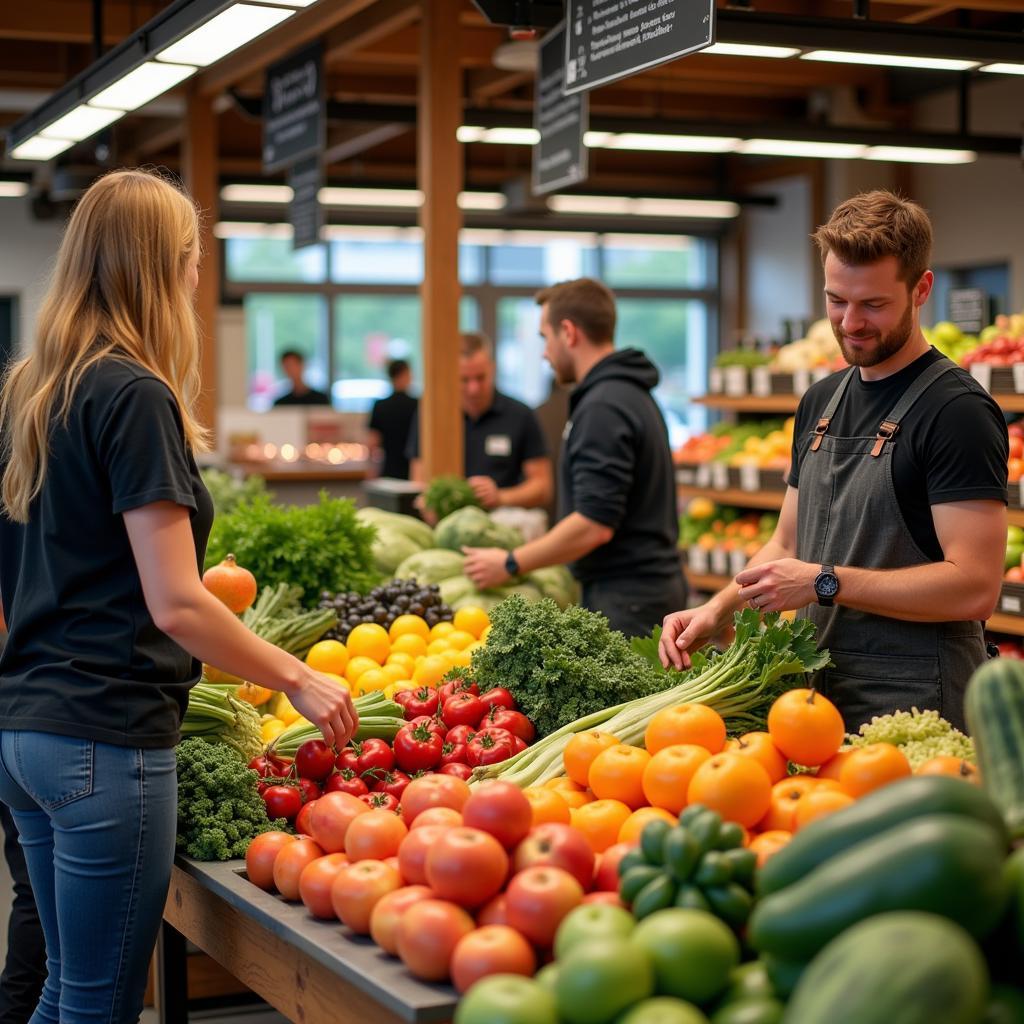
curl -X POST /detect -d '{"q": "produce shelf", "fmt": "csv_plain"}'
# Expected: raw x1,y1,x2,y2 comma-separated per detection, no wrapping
1009,510,1024,528
985,613,1024,637
677,484,784,511
696,393,1024,414
686,571,733,592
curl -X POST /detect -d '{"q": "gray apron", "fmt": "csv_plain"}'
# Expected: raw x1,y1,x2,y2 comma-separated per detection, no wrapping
796,356,986,733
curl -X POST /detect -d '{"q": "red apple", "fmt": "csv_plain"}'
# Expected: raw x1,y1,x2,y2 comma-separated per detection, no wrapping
594,842,636,892
582,891,627,909
512,823,595,891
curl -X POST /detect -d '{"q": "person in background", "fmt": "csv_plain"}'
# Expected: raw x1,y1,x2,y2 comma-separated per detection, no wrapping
368,359,418,479
0,169,356,1023
407,332,553,511
463,278,687,637
272,349,331,406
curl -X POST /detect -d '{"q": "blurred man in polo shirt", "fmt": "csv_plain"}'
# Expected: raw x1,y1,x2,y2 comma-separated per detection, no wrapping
369,359,418,479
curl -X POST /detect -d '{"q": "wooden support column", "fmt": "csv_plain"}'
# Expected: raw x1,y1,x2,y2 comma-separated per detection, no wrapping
183,88,219,440
417,0,463,478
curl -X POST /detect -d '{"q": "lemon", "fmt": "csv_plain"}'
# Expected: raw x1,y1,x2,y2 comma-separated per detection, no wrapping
427,638,452,657
355,668,388,696
445,629,476,652
346,623,390,664
344,656,380,686
388,614,430,641
453,606,490,640
413,654,451,688
305,639,349,675
391,633,428,658
261,719,286,743
386,652,416,674
380,663,407,685
429,621,456,640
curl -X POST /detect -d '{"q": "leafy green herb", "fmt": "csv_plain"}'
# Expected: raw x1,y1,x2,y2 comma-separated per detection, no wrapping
200,468,269,517
204,493,379,607
423,475,481,521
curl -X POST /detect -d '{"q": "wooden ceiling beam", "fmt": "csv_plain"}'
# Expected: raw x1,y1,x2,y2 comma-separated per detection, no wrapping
0,2,160,44
898,5,959,22
324,0,420,64
323,122,411,164
467,68,532,104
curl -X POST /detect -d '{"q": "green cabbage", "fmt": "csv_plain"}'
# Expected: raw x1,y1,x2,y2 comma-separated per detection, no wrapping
434,507,523,552
438,575,478,606
527,565,579,609
371,527,424,576
356,507,434,551
395,549,466,584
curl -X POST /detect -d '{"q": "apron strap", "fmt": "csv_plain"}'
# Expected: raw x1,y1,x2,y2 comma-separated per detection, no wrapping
810,366,858,452
869,353,961,458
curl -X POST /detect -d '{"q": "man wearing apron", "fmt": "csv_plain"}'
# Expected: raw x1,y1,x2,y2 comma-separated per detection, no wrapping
660,191,1008,732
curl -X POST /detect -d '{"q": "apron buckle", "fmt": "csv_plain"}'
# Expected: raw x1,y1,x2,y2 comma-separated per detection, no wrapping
810,417,831,452
870,420,899,457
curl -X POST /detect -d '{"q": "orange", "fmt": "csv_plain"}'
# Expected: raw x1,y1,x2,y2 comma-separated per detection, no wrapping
748,829,792,868
618,806,677,846
344,655,380,686
388,615,430,641
587,745,652,810
767,689,845,767
572,799,632,854
793,789,855,830
644,704,726,755
522,787,571,827
453,606,490,640
758,776,818,832
391,633,428,658
687,752,773,829
543,776,594,809
346,623,390,665
305,639,349,676
412,654,450,688
563,731,620,788
915,756,980,783
816,748,855,781
839,743,911,798
723,732,789,783
430,622,456,640
641,744,711,814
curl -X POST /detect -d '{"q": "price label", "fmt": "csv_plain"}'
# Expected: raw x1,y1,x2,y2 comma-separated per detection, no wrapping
739,464,760,492
724,367,748,397
752,367,771,397
729,549,748,577
710,547,729,576
793,369,811,395
711,463,730,490
1001,593,1022,614
1019,480,1024,508
688,546,709,574
1013,364,1024,394
676,467,697,486
811,367,832,384
970,363,992,392
695,464,713,487
708,368,724,393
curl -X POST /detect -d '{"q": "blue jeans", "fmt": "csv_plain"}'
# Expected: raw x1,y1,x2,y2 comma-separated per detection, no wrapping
0,731,177,1024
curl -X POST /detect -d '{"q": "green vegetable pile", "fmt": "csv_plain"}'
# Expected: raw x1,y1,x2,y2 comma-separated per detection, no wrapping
204,493,378,607
175,738,285,860
848,708,975,768
181,682,264,761
243,583,337,659
200,468,268,517
714,349,772,369
422,475,481,520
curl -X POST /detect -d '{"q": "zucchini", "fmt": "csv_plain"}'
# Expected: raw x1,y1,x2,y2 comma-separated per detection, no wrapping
757,774,1006,896
784,912,989,1024
711,998,783,1024
966,658,1024,840
749,814,1008,962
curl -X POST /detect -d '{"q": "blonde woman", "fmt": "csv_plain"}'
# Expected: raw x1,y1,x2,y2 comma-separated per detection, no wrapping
0,169,357,1023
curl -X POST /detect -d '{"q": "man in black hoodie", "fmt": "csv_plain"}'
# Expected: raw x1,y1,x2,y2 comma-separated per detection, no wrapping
463,277,686,636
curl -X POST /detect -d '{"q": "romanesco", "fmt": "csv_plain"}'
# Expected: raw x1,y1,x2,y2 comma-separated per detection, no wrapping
847,707,975,769
175,738,286,861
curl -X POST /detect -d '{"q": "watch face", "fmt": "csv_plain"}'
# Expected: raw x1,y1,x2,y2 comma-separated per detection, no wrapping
816,572,839,598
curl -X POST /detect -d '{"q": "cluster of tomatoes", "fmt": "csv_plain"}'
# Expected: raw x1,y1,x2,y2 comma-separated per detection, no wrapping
245,776,631,993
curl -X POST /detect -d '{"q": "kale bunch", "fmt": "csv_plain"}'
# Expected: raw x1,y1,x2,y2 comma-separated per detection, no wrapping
423,475,481,521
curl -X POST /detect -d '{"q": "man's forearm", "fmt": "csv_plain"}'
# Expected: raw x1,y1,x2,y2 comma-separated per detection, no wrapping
498,476,551,510
514,512,612,574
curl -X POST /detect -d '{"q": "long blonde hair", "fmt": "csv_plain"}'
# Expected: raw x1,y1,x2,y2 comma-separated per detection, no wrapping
0,168,211,522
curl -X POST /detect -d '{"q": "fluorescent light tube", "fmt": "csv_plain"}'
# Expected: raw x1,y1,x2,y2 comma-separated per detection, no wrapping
456,126,486,142
802,50,978,72
548,195,633,215
596,132,740,153
705,42,800,59
458,192,506,211
0,182,29,198
866,146,976,164
90,61,197,112
221,183,293,203
40,104,124,142
157,4,294,67
214,221,293,239
319,187,423,207
10,136,75,161
252,0,317,5
547,195,738,219
740,139,867,159
483,127,540,145
979,63,1024,75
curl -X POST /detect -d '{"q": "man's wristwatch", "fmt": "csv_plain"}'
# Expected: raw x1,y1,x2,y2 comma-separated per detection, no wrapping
505,550,520,577
814,564,840,607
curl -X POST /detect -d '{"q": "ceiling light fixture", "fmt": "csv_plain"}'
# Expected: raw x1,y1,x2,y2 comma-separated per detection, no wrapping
39,104,125,142
593,132,741,153
0,182,30,198
979,63,1024,75
740,139,867,159
548,195,739,219
89,61,198,112
866,146,976,164
704,42,800,59
802,49,978,71
221,183,294,203
10,137,75,161
156,4,294,67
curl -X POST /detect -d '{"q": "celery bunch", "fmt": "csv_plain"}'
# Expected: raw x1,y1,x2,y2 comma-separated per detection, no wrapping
182,682,264,761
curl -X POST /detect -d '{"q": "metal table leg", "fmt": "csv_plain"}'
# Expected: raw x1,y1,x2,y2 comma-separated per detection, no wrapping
155,920,189,1024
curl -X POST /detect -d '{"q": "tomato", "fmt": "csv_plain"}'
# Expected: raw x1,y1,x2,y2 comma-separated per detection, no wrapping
513,823,595,890
397,824,449,885
407,715,448,740
245,831,295,891
371,769,411,801
330,858,402,934
594,842,635,892
477,893,509,927
466,729,516,767
324,769,369,798
369,884,435,955
360,791,399,812
440,741,469,766
439,678,479,705
335,746,361,774
356,737,395,776
478,686,516,712
262,784,302,823
462,781,534,849
394,722,444,773
446,724,478,747
401,774,471,825
411,806,462,830
486,709,535,744
393,687,418,717
298,853,349,919
404,685,440,720
505,866,584,948
308,791,370,853
294,799,317,838
345,808,409,862
295,739,337,782
439,763,474,781
272,837,325,900
297,778,322,806
451,924,537,993
455,975,558,1024
248,754,289,779
443,692,486,729
425,827,510,908
396,899,475,982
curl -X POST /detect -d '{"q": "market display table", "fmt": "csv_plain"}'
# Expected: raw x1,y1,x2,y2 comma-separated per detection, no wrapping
157,857,456,1024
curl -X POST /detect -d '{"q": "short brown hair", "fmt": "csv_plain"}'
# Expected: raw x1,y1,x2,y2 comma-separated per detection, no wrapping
813,190,932,287
535,278,616,343
460,331,493,359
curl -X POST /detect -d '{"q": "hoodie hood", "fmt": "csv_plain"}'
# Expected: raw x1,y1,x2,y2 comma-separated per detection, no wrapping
570,348,660,411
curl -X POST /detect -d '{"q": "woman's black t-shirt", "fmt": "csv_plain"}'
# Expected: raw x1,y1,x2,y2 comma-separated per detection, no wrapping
0,358,214,748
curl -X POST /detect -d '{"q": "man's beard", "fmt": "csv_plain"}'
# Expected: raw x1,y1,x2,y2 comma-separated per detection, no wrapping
835,300,914,368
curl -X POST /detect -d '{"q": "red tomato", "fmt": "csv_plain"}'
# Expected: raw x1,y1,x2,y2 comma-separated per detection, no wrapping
396,899,475,982
397,824,449,886
308,792,369,853
359,792,400,812
357,738,395,776
298,778,322,806
298,853,349,919
248,754,289,779
505,865,584,948
594,842,635,892
324,769,369,798
511,736,528,755
371,770,412,801
485,709,535,744
262,784,302,823
478,687,516,712
440,742,469,766
445,725,478,747
410,806,462,830
477,893,509,927
425,827,510,908
295,739,337,782
294,799,318,838
442,693,486,730
462,781,533,849
581,891,627,909
245,831,295,891
512,823,596,891
369,885,435,955
466,729,516,768
401,774,471,825
394,723,444,773
438,678,479,705
438,763,473,782
335,747,361,774
330,859,402,934
451,925,537,993
404,686,440,720
345,808,409,862
406,715,448,740
272,837,325,901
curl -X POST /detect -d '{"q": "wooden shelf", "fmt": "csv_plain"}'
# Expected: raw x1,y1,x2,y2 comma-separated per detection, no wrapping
696,392,1024,414
986,613,1024,636
1009,510,1024,527
687,571,732,592
678,483,784,511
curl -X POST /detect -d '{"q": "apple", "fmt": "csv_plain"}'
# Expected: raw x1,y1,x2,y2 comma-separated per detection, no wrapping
513,824,595,891
594,842,635,893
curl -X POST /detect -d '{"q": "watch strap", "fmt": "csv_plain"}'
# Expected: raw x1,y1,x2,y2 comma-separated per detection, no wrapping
505,551,520,576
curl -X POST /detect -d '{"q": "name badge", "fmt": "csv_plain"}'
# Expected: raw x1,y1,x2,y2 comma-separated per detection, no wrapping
485,434,512,457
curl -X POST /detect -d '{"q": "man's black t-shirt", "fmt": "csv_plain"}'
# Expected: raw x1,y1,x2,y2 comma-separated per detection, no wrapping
273,387,331,406
0,359,214,749
406,392,548,488
788,347,1008,562
369,391,418,479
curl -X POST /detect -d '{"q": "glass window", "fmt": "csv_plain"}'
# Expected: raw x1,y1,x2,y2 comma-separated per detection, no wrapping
245,293,328,410
602,234,712,289
488,232,599,286
226,238,327,283
331,234,423,284
459,244,486,286
496,297,552,408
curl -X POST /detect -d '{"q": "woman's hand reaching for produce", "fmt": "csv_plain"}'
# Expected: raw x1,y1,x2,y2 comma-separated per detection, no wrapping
288,667,359,749
660,603,723,670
